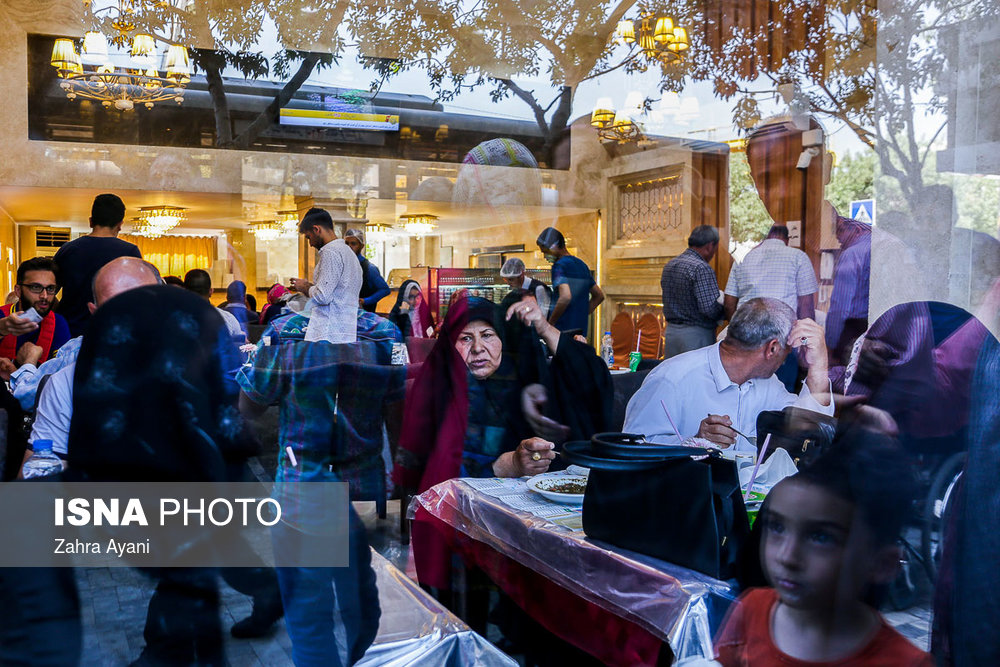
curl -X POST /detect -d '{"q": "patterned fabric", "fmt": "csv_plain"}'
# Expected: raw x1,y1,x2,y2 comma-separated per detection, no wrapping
461,137,538,168
724,239,818,312
306,239,362,344
67,285,249,483
660,248,724,329
259,310,400,364
237,342,406,524
10,335,82,410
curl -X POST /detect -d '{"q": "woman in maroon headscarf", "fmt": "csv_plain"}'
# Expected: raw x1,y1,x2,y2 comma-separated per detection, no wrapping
395,291,613,588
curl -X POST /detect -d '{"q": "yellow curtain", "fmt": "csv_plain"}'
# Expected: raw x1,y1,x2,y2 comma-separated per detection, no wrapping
120,235,216,279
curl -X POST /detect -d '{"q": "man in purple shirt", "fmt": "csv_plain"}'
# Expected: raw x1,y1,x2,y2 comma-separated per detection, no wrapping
826,207,872,366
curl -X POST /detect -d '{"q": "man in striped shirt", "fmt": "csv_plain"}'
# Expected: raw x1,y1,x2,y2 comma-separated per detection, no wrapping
724,224,818,390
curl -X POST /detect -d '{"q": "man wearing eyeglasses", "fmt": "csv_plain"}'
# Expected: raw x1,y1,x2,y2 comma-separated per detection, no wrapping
0,257,71,367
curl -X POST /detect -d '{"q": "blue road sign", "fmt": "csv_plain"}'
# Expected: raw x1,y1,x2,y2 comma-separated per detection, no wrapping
850,199,875,224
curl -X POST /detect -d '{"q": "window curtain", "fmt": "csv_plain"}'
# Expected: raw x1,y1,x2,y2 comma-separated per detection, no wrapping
119,235,216,279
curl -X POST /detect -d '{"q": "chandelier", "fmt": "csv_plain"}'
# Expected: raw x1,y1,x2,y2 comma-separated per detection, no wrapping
616,13,689,66
365,222,393,243
591,99,645,144
249,221,285,242
50,0,190,112
398,214,438,237
276,210,300,238
132,205,185,236
131,218,163,238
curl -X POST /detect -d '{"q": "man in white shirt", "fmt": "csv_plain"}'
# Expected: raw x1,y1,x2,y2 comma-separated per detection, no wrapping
623,297,832,452
723,224,818,321
289,207,362,344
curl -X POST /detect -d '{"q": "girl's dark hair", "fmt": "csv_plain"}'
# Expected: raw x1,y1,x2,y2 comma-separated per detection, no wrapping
792,429,918,546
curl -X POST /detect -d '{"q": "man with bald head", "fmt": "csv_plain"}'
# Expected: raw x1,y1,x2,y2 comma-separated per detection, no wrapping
21,256,161,458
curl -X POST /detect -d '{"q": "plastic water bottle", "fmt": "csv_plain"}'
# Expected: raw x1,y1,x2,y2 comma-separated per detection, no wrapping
601,331,615,368
22,439,63,479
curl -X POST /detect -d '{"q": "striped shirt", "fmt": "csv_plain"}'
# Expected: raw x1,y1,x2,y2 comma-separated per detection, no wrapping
660,248,724,329
724,239,818,312
826,233,871,351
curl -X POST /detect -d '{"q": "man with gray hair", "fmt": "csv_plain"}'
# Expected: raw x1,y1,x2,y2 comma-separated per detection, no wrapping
623,297,832,451
660,225,725,358
344,228,391,312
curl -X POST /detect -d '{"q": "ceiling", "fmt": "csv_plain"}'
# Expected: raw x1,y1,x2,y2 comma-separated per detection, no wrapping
0,186,595,237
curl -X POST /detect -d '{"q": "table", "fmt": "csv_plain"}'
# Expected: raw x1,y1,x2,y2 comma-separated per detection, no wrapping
412,474,738,666
359,549,517,666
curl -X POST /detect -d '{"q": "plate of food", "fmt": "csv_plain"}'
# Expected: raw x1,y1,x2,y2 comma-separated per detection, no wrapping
527,475,588,505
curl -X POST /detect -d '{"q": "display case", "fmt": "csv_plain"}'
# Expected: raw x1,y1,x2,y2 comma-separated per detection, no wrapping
428,267,551,323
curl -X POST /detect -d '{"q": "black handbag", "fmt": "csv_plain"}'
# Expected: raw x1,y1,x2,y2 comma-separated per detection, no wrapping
563,433,750,580
755,407,836,467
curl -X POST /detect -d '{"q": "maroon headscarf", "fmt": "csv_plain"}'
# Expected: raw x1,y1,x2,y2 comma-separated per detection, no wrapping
393,295,501,589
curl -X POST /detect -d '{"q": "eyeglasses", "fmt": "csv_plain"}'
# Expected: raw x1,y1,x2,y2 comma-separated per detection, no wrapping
20,283,59,295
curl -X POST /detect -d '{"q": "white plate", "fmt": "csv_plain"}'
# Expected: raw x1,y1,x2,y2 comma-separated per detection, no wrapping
527,475,588,505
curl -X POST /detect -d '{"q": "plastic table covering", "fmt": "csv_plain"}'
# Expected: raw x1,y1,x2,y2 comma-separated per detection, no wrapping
412,478,738,664
358,549,517,667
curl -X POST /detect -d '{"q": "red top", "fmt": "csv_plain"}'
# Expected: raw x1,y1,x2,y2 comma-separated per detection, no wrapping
715,588,933,666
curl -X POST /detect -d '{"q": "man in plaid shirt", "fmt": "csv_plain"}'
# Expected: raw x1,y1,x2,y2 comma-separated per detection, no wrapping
660,225,725,358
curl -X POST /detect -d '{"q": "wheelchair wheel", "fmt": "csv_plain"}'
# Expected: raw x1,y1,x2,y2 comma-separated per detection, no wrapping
921,452,966,582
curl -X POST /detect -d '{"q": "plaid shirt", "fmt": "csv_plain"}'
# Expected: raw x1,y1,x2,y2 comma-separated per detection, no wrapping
661,248,724,329
725,239,818,312
238,341,406,525
261,310,401,363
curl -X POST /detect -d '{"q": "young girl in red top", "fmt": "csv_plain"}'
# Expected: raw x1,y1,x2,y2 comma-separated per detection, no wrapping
715,433,933,666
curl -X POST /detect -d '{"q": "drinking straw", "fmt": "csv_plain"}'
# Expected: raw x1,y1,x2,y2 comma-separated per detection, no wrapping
635,329,642,352
743,433,772,500
659,400,681,440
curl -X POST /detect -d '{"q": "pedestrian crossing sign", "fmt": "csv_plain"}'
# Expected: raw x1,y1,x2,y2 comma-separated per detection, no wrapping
850,199,875,224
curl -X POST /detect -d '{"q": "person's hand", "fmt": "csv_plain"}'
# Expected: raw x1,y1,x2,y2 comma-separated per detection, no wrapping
0,312,39,337
788,318,828,369
505,297,549,332
288,278,313,295
15,342,43,368
521,383,571,444
358,298,365,308
697,414,737,448
512,438,555,477
0,358,16,381
852,338,893,389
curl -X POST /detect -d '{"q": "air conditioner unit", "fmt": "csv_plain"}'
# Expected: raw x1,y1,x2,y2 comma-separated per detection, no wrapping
20,226,72,260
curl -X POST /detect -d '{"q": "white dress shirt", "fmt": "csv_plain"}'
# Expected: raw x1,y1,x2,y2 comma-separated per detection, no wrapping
30,361,75,456
724,239,818,312
623,342,833,453
305,239,363,344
